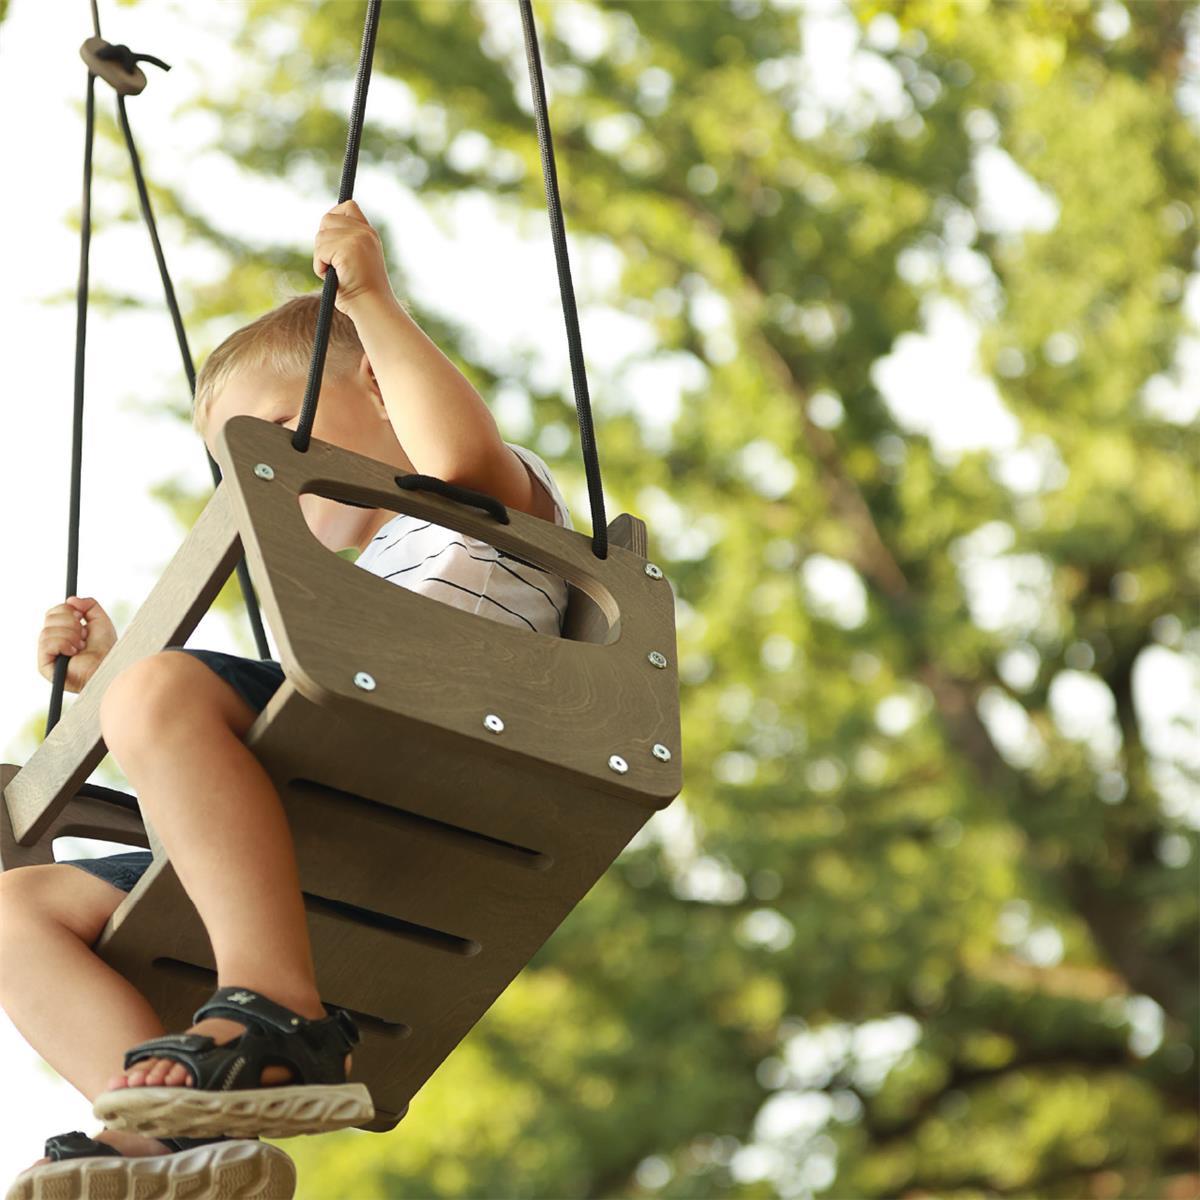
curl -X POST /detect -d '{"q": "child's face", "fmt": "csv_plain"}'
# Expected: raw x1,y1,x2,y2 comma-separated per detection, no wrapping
202,356,411,553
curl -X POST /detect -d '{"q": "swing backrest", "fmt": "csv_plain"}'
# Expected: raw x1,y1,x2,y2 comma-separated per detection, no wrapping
2,415,682,1131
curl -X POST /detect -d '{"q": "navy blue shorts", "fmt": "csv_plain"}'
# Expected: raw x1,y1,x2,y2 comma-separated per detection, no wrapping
59,648,285,895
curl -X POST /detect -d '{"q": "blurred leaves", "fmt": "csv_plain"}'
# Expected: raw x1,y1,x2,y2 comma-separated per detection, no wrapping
43,0,1200,1195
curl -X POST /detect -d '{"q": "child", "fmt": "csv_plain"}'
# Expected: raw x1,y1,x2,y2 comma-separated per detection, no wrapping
2,200,572,1197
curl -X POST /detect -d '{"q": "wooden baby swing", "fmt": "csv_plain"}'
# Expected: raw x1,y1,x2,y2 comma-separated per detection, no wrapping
0,0,681,1133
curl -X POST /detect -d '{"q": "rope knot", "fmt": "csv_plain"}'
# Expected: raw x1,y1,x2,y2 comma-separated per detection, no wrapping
95,42,171,76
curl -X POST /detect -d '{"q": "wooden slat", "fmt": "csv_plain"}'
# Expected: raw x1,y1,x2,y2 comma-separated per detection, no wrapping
3,487,243,844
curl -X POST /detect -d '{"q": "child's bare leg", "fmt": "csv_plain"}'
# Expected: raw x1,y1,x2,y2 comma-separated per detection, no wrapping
97,651,350,1090
0,863,182,1163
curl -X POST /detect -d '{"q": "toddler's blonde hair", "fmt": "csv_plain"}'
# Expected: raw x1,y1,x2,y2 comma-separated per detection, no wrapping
192,293,366,434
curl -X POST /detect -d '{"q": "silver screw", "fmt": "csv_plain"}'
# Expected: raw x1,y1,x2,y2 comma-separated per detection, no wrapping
608,754,629,774
645,562,664,580
648,651,668,669
254,462,275,481
291,1018,300,1026
484,713,505,734
652,744,672,762
353,672,376,691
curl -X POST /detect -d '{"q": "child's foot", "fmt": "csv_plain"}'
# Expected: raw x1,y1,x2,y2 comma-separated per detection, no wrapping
91,987,371,1141
103,1009,353,1092
24,1128,169,1172
17,1129,295,1200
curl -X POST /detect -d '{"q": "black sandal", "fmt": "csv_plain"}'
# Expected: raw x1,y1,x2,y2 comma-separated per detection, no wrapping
4,1129,296,1200
91,986,374,1139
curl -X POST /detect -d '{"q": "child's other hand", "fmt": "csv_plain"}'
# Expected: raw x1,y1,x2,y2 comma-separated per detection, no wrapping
37,596,118,694
313,199,393,315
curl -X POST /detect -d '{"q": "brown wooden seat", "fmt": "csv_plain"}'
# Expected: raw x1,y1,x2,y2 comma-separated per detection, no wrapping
1,414,682,1132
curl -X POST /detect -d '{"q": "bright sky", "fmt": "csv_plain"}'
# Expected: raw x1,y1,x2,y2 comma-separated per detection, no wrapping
0,0,1196,1191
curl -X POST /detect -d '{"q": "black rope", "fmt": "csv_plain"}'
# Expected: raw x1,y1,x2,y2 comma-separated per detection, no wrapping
292,0,382,456
46,6,272,738
112,90,271,662
518,0,607,559
395,475,510,525
47,66,97,736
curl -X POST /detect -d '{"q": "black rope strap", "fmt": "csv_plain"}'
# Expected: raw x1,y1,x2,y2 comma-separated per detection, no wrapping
518,0,607,559
110,87,272,663
292,0,382,456
47,4,271,737
48,64,97,734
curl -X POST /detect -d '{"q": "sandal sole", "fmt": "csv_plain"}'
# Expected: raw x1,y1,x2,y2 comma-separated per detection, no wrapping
4,1139,296,1200
92,1082,374,1139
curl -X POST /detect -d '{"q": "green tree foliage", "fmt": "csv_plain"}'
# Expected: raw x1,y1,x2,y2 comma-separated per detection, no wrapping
46,0,1200,1195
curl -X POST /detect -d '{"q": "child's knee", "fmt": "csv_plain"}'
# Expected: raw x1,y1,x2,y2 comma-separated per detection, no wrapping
99,651,195,751
0,863,123,947
101,655,158,746
102,652,257,753
0,863,53,918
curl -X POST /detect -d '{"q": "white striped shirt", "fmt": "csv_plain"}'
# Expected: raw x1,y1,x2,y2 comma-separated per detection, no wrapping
353,443,572,637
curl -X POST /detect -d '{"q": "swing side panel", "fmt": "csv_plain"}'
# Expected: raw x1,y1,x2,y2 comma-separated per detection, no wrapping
3,416,683,1134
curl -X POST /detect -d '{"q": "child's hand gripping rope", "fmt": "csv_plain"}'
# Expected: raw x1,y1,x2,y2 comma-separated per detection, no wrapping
312,199,394,315
37,596,118,694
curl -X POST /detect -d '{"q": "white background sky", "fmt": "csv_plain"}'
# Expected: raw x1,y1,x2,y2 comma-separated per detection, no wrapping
0,0,1196,1191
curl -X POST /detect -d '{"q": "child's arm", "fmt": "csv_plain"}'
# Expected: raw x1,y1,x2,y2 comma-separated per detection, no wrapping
347,289,498,481
349,291,555,521
314,201,557,523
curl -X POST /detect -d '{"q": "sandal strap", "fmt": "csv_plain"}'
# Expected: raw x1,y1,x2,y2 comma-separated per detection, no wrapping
44,1130,122,1161
123,1032,216,1069
43,1127,231,1160
192,987,311,1033
121,986,360,1091
194,987,360,1052
123,1031,277,1092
